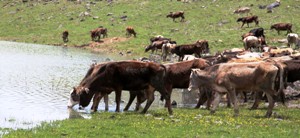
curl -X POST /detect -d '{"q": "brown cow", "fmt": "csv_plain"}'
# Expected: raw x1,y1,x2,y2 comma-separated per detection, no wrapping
90,27,108,41
121,58,211,112
166,11,185,22
188,61,285,117
145,40,170,54
237,15,259,28
62,30,69,43
171,40,209,61
270,23,293,35
68,61,172,115
126,26,137,37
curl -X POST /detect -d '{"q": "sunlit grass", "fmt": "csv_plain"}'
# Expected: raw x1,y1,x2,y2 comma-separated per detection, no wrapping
4,107,300,137
0,0,299,56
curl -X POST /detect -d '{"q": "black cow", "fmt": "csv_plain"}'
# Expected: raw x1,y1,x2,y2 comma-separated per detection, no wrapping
249,27,265,38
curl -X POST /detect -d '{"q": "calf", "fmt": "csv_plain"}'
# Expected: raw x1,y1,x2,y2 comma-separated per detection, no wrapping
125,26,137,37
243,36,263,52
270,23,292,35
237,15,259,28
166,11,185,22
161,42,177,61
171,40,209,61
62,30,69,43
287,33,299,48
188,61,285,117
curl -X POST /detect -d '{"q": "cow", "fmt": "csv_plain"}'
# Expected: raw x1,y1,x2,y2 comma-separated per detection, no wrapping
67,61,172,115
166,11,185,22
161,42,177,61
249,27,265,38
266,47,294,57
149,35,170,44
270,23,293,35
188,61,285,117
287,33,299,48
237,15,259,28
62,30,69,43
90,27,108,41
125,26,137,37
233,7,250,14
171,40,210,61
243,36,264,52
145,40,170,54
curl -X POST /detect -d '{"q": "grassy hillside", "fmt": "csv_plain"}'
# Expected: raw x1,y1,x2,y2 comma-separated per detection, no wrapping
0,0,299,56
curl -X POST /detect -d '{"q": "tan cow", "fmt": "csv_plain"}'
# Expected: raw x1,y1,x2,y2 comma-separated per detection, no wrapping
188,61,285,117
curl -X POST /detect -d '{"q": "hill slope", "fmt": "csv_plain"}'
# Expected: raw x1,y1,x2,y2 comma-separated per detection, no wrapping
0,0,299,56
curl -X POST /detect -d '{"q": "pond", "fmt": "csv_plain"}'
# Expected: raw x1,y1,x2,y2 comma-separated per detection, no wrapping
0,41,195,130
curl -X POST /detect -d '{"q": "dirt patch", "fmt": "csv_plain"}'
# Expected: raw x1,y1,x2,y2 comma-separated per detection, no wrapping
53,37,131,54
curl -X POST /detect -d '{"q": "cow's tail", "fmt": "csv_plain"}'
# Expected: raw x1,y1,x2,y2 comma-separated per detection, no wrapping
272,60,286,105
263,59,286,105
159,64,169,101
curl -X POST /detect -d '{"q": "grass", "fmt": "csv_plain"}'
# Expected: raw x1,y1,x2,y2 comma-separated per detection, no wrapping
3,107,300,138
0,0,299,56
1,0,300,137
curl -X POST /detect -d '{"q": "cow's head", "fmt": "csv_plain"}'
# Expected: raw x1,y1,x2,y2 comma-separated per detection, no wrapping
67,86,94,108
67,87,80,108
188,69,208,92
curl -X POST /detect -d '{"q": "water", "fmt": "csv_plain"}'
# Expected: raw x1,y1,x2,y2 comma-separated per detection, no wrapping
0,41,194,131
0,41,117,129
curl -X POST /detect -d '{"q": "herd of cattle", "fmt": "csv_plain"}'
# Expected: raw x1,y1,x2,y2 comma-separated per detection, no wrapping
66,0,300,117
67,52,300,117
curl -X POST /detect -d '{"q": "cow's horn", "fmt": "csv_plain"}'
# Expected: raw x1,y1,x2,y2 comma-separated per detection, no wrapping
84,88,90,94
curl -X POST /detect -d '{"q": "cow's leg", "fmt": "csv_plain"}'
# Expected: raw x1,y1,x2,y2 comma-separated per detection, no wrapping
241,22,245,28
210,92,221,114
135,90,147,111
228,89,239,117
104,94,109,111
226,93,232,108
195,88,208,109
141,86,155,114
242,91,248,103
277,30,280,35
250,91,263,110
91,93,103,112
124,91,137,111
265,92,275,118
115,89,122,112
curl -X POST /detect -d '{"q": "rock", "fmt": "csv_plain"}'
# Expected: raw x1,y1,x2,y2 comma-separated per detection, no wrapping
107,13,113,16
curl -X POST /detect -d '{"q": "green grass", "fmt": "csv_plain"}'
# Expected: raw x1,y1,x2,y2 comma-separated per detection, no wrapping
4,107,300,138
1,0,299,56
